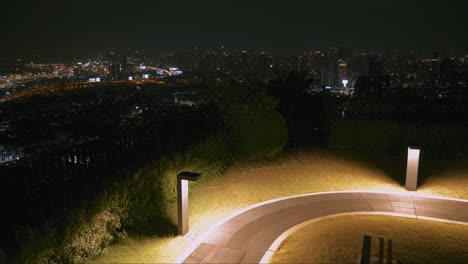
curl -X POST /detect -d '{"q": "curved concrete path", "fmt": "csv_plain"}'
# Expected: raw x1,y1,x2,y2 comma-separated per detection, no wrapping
179,191,468,264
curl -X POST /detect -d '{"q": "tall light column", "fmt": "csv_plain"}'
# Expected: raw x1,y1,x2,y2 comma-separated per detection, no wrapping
177,172,201,235
405,147,420,191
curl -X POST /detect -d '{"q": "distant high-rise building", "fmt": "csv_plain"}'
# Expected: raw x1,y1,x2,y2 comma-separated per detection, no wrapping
120,56,128,79
315,51,337,87
431,51,440,75
349,53,369,75
117,56,129,80
368,56,384,76
354,75,391,97
328,58,336,86
440,58,456,84
109,63,121,80
121,56,127,73
337,59,348,86
337,45,352,61
430,50,441,86
354,56,391,96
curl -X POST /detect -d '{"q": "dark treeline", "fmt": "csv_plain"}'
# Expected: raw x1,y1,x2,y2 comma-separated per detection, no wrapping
268,71,468,156
268,72,329,149
338,97,468,124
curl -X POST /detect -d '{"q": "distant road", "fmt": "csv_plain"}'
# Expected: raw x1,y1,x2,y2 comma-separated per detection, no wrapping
0,80,165,103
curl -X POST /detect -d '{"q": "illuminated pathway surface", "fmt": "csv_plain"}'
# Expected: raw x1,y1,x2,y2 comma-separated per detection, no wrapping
179,191,468,264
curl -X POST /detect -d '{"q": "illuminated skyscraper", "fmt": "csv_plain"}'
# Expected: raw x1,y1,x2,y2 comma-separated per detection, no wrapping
337,59,348,87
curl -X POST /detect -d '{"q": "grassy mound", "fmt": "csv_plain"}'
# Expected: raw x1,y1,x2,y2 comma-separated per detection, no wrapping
271,215,468,264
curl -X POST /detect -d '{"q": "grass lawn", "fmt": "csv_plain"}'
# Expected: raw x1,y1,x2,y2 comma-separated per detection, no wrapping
419,158,468,200
84,236,186,263
88,149,468,263
270,215,468,264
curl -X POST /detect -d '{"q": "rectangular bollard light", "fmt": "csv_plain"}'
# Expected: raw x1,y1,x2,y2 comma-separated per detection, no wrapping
177,171,201,235
405,147,420,191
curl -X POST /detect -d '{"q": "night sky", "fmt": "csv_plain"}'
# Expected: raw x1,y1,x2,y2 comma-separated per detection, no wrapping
2,0,468,57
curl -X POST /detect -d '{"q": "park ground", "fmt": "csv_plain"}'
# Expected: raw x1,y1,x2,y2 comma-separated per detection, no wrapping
88,149,468,263
271,215,468,264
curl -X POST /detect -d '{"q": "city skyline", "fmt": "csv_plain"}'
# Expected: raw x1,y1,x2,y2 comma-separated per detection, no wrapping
2,0,468,58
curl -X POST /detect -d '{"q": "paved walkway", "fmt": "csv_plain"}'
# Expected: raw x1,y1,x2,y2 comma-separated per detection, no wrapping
180,191,468,264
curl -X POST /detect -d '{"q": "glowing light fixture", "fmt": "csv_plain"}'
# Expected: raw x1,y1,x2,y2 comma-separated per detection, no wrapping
342,79,349,88
177,171,201,235
405,147,420,191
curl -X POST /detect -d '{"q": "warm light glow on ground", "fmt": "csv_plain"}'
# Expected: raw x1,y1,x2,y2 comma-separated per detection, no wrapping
90,150,404,263
89,150,468,263
270,215,468,264
419,159,468,200
87,236,189,263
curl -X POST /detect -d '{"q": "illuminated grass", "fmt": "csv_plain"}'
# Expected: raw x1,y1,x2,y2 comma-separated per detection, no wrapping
89,150,468,263
182,150,404,237
89,149,403,263
86,236,188,263
419,158,468,200
270,215,468,264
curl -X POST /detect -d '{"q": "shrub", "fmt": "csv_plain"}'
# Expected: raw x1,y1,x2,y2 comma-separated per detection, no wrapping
329,118,468,158
60,190,128,263
212,81,278,127
23,190,129,264
21,130,281,263
231,110,288,159
124,135,230,232
0,248,6,264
